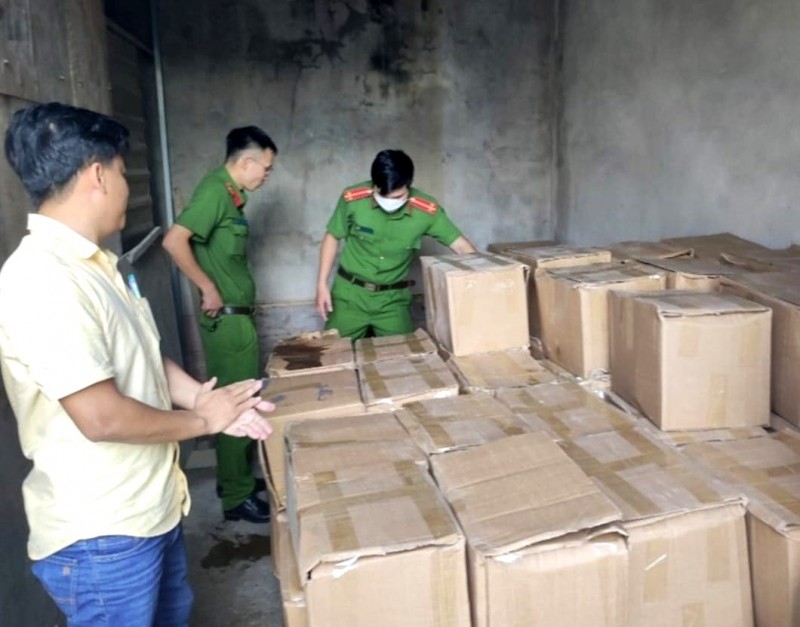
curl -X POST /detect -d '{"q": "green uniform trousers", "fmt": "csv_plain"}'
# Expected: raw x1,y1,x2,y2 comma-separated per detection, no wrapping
199,312,260,511
325,275,414,340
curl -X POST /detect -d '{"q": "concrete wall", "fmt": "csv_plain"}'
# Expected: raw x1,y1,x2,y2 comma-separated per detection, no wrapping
556,0,800,247
158,0,557,357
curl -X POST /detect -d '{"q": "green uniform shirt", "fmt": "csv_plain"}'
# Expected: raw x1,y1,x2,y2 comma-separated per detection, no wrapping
326,181,462,285
176,166,255,306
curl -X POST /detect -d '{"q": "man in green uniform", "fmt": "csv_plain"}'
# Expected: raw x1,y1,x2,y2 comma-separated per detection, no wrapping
316,149,475,339
163,126,277,523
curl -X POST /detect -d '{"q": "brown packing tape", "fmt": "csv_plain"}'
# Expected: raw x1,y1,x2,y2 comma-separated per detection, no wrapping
643,537,669,602
430,541,459,626
300,463,455,561
361,363,391,401
738,318,764,366
677,323,700,359
706,523,731,583
513,386,632,440
681,603,707,627
406,400,526,449
691,445,800,521
360,338,378,364
566,430,723,517
706,374,729,428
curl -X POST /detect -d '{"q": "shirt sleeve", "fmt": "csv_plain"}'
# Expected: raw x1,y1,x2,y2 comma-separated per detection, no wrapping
325,193,350,239
0,270,114,401
426,204,463,247
175,181,228,243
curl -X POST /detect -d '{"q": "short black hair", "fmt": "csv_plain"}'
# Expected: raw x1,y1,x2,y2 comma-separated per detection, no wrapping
226,126,278,161
4,102,129,208
371,149,414,195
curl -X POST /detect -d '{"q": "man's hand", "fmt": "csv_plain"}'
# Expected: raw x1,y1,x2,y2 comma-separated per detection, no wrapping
316,284,333,321
201,284,224,317
223,402,275,439
193,378,268,434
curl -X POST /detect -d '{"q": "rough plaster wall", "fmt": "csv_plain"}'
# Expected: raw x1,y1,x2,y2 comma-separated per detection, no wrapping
556,0,800,247
160,0,556,311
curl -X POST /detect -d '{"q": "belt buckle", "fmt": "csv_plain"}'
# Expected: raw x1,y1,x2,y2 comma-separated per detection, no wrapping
363,281,378,292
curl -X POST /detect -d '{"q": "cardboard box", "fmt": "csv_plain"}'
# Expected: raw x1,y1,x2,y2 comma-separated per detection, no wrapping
683,432,800,627
721,271,800,427
561,428,753,627
431,433,628,627
637,256,739,292
290,460,471,627
276,509,308,627
394,395,529,456
609,290,771,431
445,348,558,395
608,240,693,263
285,411,412,449
661,232,769,260
535,263,666,377
494,381,638,442
421,253,529,356
267,329,354,377
502,245,612,339
357,353,459,408
486,239,556,254
354,328,437,364
261,369,366,507
605,388,771,447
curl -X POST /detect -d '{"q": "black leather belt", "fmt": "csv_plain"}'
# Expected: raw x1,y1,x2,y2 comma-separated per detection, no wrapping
220,305,255,316
337,267,415,292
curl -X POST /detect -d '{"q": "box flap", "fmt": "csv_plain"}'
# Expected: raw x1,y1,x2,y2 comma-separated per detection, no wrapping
354,328,437,364
446,349,558,392
661,232,769,259
358,353,459,407
608,240,693,261
545,262,666,286
683,431,800,534
503,244,611,267
637,256,740,277
486,239,556,254
395,395,528,455
295,460,462,580
419,252,528,275
267,329,354,377
561,428,742,522
613,290,771,317
291,440,427,476
721,270,800,308
262,368,365,420
430,432,622,555
286,412,410,450
495,381,638,441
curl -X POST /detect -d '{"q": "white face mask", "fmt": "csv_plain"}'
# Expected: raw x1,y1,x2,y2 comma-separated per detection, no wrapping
374,192,407,214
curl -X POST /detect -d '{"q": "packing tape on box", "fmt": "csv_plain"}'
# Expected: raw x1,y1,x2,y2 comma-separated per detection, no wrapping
563,430,723,517
502,386,632,440
706,523,731,584
404,401,526,450
705,374,729,428
680,603,707,627
434,252,517,273
643,536,669,602
361,360,449,403
358,333,429,364
688,444,800,523
456,351,553,389
300,461,454,561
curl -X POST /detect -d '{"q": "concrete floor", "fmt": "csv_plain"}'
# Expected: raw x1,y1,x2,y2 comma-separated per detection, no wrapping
183,464,284,627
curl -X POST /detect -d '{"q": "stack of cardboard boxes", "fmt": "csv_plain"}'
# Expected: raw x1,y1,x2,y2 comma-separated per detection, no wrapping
260,233,800,627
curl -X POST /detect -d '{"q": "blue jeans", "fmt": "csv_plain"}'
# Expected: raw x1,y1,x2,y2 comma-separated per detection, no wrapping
31,524,193,626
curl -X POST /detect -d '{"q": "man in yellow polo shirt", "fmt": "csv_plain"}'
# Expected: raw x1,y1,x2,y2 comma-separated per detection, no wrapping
0,103,273,625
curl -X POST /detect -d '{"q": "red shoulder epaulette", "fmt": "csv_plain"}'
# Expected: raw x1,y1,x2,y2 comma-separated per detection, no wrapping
343,187,373,203
409,196,438,215
224,182,245,209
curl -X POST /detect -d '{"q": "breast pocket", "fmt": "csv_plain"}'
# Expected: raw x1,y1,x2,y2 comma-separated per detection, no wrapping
225,223,249,258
